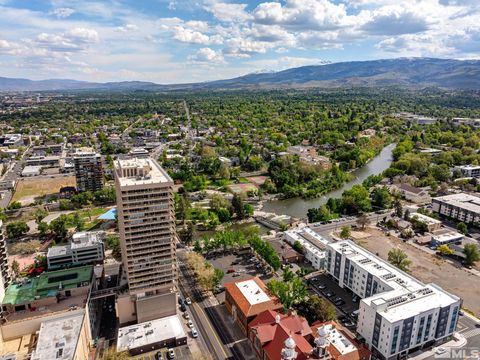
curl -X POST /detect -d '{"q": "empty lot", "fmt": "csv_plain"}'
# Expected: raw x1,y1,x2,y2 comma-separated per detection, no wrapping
351,228,480,315
12,176,76,205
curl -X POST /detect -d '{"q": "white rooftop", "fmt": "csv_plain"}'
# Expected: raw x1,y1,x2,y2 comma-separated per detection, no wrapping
236,279,270,305
71,231,104,250
455,164,480,170
117,315,186,352
115,158,172,186
30,312,84,360
323,324,356,355
431,230,464,242
433,193,480,213
410,213,441,225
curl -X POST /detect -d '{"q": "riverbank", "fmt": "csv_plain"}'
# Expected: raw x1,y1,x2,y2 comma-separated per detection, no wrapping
261,143,396,218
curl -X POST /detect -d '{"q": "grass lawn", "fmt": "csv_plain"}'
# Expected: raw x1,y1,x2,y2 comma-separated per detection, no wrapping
12,176,76,204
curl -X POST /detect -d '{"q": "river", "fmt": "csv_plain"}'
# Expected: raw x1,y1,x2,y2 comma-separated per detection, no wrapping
261,143,396,218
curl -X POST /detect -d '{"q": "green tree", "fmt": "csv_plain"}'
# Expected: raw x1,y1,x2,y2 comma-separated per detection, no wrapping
394,200,403,218
388,248,412,272
296,295,336,323
463,243,480,267
267,277,307,310
7,201,22,210
6,221,30,239
232,194,245,220
33,208,48,224
457,222,468,235
213,268,224,288
292,240,303,254
11,259,20,278
340,225,351,239
179,222,195,245
371,186,392,209
193,239,202,253
37,221,49,237
49,215,69,241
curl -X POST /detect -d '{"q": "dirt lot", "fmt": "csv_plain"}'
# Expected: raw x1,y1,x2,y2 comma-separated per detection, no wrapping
12,176,76,205
351,228,480,315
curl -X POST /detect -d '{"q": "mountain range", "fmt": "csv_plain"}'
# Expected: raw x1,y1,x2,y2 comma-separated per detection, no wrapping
1,58,479,92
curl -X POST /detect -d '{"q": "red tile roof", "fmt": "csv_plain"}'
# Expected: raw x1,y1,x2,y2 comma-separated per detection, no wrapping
224,277,282,318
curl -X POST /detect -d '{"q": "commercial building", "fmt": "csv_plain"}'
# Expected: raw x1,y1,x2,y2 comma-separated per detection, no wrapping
409,213,442,232
0,134,23,147
116,315,187,356
0,221,10,304
432,193,480,224
326,241,461,360
389,183,431,204
453,165,480,178
73,149,103,192
451,117,480,128
30,312,91,360
47,231,105,269
25,155,60,167
430,229,464,247
21,165,42,177
31,144,63,156
128,148,149,159
225,277,282,335
114,158,177,325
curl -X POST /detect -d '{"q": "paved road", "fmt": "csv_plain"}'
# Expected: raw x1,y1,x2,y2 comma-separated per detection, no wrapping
178,250,233,360
310,211,394,235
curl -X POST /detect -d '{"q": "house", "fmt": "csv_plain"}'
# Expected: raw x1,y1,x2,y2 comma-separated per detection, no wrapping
267,239,304,264
389,183,431,204
453,165,480,178
431,229,464,247
224,277,282,335
409,213,442,232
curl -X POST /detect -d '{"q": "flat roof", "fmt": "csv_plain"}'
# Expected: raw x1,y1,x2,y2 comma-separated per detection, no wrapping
30,312,84,360
322,324,356,355
455,165,480,170
431,230,463,242
117,315,186,352
410,213,441,225
236,279,270,305
2,266,93,305
433,193,480,213
115,158,172,187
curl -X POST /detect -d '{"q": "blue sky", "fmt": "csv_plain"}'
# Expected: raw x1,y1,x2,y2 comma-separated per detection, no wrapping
0,0,479,83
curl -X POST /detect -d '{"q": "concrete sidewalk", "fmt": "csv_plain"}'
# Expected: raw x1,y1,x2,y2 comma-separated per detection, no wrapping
409,333,468,360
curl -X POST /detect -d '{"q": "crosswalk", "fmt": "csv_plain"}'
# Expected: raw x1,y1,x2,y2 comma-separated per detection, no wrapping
461,327,480,339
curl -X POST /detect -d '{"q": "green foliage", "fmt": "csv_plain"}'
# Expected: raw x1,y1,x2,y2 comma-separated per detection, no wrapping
457,222,468,235
49,215,69,241
249,236,281,270
463,244,480,267
267,276,307,310
388,248,411,272
296,295,336,324
340,226,351,239
6,221,29,239
7,201,22,210
371,186,392,209
292,240,303,254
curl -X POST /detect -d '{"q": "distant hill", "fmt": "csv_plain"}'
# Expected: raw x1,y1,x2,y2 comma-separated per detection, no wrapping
1,58,479,91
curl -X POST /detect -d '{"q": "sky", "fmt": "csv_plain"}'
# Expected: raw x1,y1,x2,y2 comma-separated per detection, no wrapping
0,0,479,84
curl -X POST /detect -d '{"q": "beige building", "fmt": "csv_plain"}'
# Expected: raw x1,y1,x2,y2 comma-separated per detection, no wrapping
114,158,177,325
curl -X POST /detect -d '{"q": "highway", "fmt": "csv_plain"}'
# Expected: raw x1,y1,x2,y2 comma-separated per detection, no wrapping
177,250,234,360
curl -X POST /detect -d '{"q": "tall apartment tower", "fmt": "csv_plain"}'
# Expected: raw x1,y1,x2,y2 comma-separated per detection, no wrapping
114,158,177,325
73,149,103,193
0,220,11,302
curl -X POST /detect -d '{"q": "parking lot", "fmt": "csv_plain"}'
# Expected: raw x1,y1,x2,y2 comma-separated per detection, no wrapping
308,273,360,331
208,252,274,302
131,344,193,360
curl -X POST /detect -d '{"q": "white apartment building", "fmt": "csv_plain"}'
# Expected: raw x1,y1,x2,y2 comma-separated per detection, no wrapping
432,193,480,224
453,165,480,178
284,227,329,270
326,240,461,360
114,158,177,325
47,231,105,269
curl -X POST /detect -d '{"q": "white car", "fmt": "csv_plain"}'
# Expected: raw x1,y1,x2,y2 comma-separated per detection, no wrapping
191,328,198,338
185,297,192,305
435,347,447,355
187,320,194,328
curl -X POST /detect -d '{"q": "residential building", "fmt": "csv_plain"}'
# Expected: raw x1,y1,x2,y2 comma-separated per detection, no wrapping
432,193,480,224
431,229,464,247
286,146,332,169
0,134,22,147
453,165,480,178
114,158,177,325
326,241,461,360
128,147,149,159
73,149,103,192
47,231,105,269
284,227,330,270
451,117,480,128
224,277,282,335
267,238,304,264
389,183,431,204
409,213,442,232
31,144,63,156
116,315,187,356
30,312,91,360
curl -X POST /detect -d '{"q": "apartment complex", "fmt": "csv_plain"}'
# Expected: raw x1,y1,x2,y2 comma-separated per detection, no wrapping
73,148,103,192
0,221,10,304
326,240,461,360
432,193,480,224
114,158,177,324
47,231,105,269
453,165,480,178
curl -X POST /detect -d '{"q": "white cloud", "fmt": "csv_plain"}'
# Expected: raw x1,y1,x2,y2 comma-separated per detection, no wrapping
52,7,75,18
189,47,226,63
204,1,250,22
116,24,138,32
360,6,431,35
173,26,223,45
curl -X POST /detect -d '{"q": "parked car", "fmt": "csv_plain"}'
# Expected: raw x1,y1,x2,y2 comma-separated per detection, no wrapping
180,304,187,312
352,295,359,303
334,299,345,306
232,272,241,277
191,328,198,338
317,284,327,290
227,268,235,274
326,291,336,298
155,351,163,360
178,297,184,305
187,320,194,328
185,297,192,305
343,321,356,328
184,313,190,320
